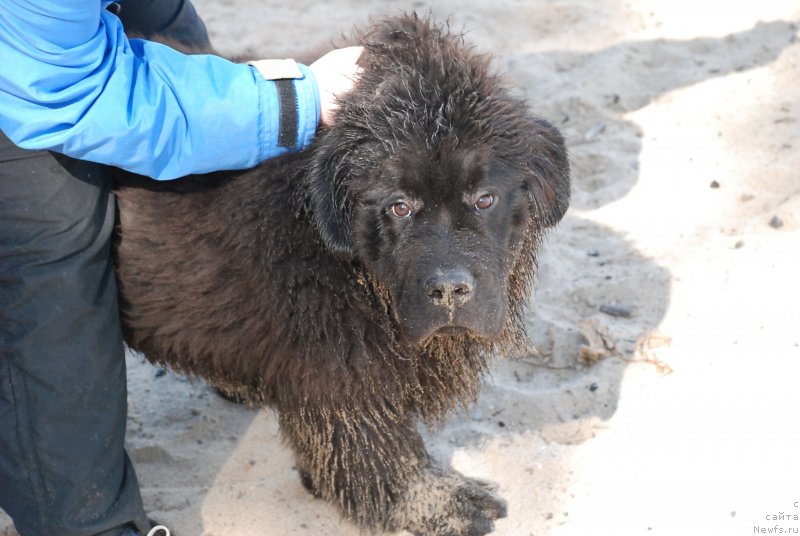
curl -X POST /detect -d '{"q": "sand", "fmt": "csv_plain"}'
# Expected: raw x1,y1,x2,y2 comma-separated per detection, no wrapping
2,1,798,534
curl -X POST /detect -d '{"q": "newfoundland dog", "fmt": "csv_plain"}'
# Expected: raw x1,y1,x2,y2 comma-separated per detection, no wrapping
114,13,570,535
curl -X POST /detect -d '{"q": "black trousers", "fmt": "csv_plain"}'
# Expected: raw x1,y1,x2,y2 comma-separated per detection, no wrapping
0,2,209,535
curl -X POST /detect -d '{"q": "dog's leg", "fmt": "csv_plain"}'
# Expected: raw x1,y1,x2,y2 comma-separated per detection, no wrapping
279,401,506,535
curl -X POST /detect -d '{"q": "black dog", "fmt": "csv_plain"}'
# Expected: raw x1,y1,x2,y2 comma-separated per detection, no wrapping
114,14,569,535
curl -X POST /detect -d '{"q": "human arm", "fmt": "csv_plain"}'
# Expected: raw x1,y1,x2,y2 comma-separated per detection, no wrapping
0,0,322,180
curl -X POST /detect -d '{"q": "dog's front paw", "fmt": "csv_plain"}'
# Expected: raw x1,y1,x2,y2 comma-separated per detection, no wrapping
391,463,507,536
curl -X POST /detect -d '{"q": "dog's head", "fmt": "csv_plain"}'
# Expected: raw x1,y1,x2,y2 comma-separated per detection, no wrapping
307,15,570,345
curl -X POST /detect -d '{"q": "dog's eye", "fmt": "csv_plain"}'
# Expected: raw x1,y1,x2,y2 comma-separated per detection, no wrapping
390,202,413,218
475,194,495,210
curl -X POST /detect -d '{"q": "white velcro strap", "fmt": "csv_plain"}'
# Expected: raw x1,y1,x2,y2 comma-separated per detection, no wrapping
247,59,303,80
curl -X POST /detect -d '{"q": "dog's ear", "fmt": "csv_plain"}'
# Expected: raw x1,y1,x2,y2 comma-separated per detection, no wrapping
307,133,356,256
523,117,571,228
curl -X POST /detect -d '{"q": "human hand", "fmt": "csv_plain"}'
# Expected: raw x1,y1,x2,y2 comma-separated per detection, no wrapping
309,46,364,126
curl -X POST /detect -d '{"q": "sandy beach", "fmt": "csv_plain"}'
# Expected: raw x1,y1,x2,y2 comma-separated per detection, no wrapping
2,1,798,534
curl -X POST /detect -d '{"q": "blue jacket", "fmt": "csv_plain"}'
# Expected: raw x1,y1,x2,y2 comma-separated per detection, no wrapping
0,0,320,180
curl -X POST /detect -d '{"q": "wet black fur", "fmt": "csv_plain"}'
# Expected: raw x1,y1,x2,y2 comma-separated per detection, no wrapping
113,14,569,535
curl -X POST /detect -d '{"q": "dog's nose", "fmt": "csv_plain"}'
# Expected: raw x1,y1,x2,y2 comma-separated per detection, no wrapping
425,268,475,305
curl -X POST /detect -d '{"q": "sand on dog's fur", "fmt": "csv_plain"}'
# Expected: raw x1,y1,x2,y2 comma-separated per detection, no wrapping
2,1,798,534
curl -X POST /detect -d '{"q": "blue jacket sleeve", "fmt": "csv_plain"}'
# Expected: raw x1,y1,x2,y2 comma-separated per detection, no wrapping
0,0,320,180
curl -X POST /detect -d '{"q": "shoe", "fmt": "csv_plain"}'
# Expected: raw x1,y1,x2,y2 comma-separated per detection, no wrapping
119,521,171,536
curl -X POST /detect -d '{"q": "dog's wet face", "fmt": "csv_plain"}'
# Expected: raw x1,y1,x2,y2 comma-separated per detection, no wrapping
347,143,533,344
306,26,570,346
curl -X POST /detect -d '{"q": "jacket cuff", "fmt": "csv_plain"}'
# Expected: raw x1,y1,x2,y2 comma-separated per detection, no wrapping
251,61,320,162
295,63,321,150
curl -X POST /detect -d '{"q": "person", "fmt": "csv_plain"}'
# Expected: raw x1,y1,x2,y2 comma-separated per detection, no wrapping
0,1,362,535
